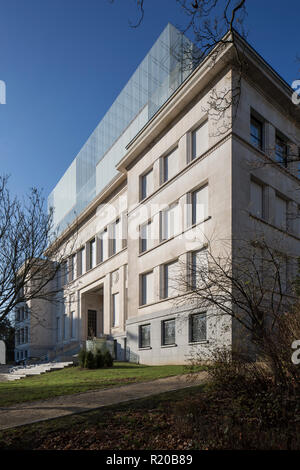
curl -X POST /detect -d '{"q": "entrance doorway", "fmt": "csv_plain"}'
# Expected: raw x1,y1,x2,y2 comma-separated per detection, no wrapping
87,310,97,339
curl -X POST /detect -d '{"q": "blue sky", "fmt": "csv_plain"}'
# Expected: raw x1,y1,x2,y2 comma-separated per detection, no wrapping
0,0,299,202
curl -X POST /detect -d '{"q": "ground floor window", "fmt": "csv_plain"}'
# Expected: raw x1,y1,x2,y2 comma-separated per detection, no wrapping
139,324,151,348
161,318,175,346
189,312,206,342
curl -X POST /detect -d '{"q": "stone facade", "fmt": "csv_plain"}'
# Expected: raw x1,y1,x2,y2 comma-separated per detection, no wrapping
14,30,300,364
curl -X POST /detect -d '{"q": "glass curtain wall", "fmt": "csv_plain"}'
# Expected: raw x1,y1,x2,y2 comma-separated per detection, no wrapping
48,24,197,234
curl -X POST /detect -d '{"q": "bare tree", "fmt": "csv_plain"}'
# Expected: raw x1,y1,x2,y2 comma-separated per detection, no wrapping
173,232,300,384
0,175,76,326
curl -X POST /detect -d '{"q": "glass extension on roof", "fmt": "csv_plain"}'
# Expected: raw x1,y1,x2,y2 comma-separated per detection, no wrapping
48,24,196,234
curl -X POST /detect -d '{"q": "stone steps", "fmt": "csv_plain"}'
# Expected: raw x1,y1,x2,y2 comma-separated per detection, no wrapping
2,362,74,381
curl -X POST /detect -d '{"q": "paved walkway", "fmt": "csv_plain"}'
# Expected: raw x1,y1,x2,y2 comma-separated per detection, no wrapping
0,372,208,431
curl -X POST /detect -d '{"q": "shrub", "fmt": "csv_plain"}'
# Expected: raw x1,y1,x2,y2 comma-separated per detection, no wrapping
84,350,96,369
78,347,113,369
95,350,104,368
78,349,86,368
103,350,113,368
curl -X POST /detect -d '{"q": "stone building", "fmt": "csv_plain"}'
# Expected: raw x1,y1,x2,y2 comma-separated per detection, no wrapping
15,24,300,364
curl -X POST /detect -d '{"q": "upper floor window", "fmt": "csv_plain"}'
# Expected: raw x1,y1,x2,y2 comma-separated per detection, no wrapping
63,261,68,285
250,179,265,219
250,115,263,150
110,219,121,256
140,168,153,201
70,254,76,281
161,259,179,299
275,194,288,231
88,238,96,270
160,202,181,241
140,271,154,306
275,134,288,168
98,228,108,263
161,147,178,183
140,220,153,253
191,184,209,225
77,247,85,277
190,249,208,290
191,120,208,161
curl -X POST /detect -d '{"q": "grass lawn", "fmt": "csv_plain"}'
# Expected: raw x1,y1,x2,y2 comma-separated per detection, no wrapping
0,362,197,407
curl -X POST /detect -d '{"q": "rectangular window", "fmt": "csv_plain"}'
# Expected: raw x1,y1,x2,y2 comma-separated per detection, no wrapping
140,168,153,200
111,219,121,256
139,324,151,348
140,271,154,306
162,147,178,183
162,319,176,346
161,203,181,241
77,248,85,277
63,314,68,340
190,313,207,343
191,120,208,160
56,317,60,342
140,220,153,253
250,180,264,219
112,293,120,327
89,238,96,269
70,254,76,281
190,250,208,290
275,195,287,230
98,228,108,262
70,311,75,338
63,261,68,285
87,310,97,338
24,326,29,344
275,135,288,167
191,185,209,225
162,260,179,299
250,116,263,149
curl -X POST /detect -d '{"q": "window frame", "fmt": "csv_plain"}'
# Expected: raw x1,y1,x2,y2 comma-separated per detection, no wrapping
140,270,154,306
161,259,179,299
191,119,209,161
275,133,288,168
191,184,209,226
161,146,178,184
250,115,264,150
140,168,154,201
189,312,207,343
161,318,176,346
139,324,151,349
88,238,96,270
250,178,265,220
